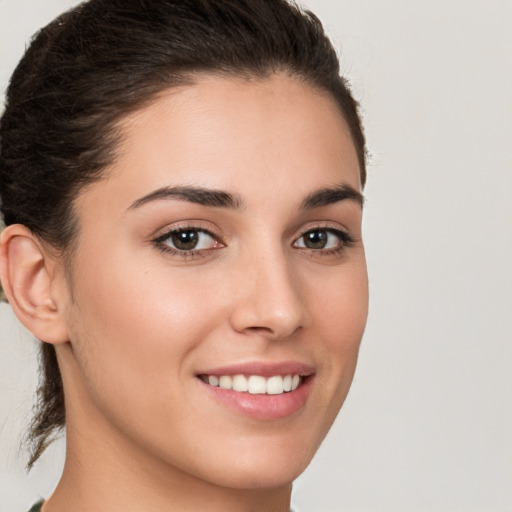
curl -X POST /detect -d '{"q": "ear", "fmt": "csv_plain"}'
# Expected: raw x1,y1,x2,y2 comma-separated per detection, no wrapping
0,224,70,344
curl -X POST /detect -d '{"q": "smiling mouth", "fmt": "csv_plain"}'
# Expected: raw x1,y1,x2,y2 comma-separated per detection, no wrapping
198,374,303,395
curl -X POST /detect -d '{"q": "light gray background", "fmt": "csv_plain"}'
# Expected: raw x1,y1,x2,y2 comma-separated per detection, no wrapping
1,1,511,511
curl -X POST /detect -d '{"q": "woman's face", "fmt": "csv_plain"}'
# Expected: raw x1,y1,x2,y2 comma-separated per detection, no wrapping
58,73,368,489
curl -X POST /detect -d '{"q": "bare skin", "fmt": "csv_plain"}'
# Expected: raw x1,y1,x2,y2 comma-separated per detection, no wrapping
0,73,368,511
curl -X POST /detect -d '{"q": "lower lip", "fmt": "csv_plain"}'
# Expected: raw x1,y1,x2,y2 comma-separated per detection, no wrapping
198,376,314,420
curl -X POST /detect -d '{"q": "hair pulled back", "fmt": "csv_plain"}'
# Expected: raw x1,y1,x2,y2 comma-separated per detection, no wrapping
0,0,366,467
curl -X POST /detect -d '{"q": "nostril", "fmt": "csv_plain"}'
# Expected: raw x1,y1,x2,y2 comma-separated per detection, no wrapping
245,326,273,334
240,323,302,340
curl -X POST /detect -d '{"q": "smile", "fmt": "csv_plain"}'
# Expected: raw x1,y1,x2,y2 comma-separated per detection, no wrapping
196,362,314,420
199,374,302,395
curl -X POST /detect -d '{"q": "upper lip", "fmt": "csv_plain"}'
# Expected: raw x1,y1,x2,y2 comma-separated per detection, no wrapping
196,361,315,377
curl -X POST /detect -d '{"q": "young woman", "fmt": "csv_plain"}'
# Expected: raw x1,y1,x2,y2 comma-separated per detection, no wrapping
0,1,368,510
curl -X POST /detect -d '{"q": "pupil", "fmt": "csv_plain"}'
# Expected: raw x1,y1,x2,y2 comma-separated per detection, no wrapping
305,230,327,249
172,230,198,250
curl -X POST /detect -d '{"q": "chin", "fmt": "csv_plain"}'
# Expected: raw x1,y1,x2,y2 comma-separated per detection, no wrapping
204,461,308,491
189,436,319,490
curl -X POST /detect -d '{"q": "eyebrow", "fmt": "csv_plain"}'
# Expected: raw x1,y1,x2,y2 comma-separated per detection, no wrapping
127,182,364,212
299,184,364,210
128,185,244,211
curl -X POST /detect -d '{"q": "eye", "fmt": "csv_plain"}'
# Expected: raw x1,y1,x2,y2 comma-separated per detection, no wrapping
294,228,353,251
168,229,213,251
153,227,222,255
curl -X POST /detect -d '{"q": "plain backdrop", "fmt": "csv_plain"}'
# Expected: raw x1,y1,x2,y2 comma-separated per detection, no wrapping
1,1,511,511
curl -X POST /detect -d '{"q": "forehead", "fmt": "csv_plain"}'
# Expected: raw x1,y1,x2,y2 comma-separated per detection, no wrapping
77,73,361,213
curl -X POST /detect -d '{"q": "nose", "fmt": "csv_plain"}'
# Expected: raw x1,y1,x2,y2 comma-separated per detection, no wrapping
229,250,307,340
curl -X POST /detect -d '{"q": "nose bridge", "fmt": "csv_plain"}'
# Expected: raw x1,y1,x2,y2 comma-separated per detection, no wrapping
229,244,306,339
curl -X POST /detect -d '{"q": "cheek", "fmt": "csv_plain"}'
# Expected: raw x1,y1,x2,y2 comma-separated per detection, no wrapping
72,261,221,360
309,256,368,350
66,244,227,409
304,256,368,406
64,251,231,462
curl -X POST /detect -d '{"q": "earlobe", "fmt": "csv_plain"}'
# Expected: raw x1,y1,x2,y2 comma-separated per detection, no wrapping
0,224,69,344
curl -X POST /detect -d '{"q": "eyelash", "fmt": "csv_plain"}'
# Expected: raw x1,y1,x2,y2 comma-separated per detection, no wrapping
152,225,222,260
293,227,355,256
152,225,355,260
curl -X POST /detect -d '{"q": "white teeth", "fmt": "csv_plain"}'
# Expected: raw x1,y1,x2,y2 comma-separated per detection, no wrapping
266,375,284,395
283,374,292,392
232,374,248,392
203,373,303,395
248,375,267,394
219,375,232,390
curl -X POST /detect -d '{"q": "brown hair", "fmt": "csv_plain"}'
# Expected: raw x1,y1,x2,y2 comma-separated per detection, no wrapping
0,0,366,468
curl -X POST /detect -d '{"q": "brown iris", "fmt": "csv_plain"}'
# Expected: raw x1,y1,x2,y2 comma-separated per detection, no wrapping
171,230,200,250
303,230,328,249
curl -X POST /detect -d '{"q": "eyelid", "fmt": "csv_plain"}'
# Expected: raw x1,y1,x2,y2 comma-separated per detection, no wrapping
293,221,353,240
150,220,356,260
151,222,225,259
152,220,223,242
292,223,356,253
